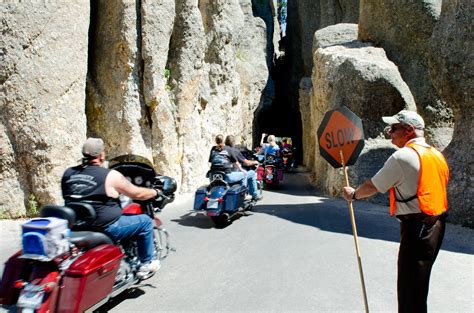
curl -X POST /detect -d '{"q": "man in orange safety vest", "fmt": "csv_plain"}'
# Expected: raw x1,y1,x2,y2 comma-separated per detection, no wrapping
342,110,449,313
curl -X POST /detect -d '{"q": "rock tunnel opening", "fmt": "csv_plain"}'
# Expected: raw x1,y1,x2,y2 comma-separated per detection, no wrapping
253,0,303,164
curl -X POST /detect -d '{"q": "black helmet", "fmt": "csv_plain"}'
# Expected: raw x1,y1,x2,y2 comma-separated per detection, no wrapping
154,176,177,196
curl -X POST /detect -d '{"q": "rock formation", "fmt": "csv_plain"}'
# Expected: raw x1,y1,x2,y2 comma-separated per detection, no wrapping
1,0,270,216
0,1,471,226
304,23,416,198
428,0,473,226
358,0,453,149
1,3,89,216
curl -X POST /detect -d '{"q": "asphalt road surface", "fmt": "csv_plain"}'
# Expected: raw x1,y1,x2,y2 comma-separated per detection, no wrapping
1,169,473,312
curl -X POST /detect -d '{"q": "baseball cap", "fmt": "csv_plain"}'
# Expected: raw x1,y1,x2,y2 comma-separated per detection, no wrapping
82,137,105,158
382,110,425,129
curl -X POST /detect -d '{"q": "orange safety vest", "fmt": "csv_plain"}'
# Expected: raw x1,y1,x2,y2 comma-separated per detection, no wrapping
389,142,449,216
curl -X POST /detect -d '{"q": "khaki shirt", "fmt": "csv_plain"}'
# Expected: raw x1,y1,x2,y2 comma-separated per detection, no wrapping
372,138,430,216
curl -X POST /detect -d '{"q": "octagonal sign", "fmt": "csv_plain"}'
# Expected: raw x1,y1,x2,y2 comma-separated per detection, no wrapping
317,106,365,168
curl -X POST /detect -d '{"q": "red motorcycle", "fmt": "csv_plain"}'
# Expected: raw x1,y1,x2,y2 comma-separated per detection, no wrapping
281,147,296,171
257,153,283,188
0,155,176,312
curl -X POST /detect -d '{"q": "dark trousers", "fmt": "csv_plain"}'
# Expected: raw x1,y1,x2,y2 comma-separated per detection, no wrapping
397,213,446,313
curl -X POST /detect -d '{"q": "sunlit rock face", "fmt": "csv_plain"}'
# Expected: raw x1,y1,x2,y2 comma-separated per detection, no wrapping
1,0,269,215
304,23,416,199
0,3,89,216
295,2,469,225
358,0,453,149
428,0,473,226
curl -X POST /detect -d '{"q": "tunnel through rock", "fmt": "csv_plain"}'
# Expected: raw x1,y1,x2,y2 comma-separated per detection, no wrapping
253,0,303,164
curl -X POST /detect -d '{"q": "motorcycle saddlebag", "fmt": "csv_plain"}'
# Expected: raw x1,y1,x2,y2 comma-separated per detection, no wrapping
194,185,208,210
0,251,26,305
57,244,123,312
225,184,247,212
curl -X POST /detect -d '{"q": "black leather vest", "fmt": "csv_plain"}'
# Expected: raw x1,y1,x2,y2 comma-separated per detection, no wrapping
61,165,121,229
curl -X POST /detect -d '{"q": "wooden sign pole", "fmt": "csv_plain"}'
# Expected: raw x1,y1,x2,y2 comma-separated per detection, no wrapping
340,150,369,313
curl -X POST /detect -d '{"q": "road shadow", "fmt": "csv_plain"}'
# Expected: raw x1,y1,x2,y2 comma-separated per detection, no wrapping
171,210,254,229
253,169,474,255
93,286,148,312
170,211,215,229
254,200,474,255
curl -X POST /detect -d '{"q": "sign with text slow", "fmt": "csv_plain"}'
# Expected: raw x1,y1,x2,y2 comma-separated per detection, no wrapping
317,106,365,168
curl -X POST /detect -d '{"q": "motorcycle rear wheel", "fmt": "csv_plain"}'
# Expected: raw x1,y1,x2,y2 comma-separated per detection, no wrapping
211,215,230,228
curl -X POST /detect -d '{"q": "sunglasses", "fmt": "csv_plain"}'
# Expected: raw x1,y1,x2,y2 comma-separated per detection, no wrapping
384,124,407,136
392,124,408,132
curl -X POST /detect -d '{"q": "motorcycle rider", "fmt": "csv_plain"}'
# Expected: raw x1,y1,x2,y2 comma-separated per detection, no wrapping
259,133,281,156
225,135,262,201
281,138,292,150
259,133,283,169
209,134,246,186
280,137,296,169
61,138,161,279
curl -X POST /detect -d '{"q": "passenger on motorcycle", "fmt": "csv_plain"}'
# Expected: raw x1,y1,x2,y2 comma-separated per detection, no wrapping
259,133,281,156
209,134,246,187
225,135,263,201
259,133,283,166
61,138,161,279
281,138,292,150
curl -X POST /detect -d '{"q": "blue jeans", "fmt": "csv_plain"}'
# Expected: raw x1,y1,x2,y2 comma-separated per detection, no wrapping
225,171,247,187
104,214,154,264
245,169,258,197
224,170,257,197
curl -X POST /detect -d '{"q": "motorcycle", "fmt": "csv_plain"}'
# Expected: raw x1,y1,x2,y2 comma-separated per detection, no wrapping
281,147,296,171
257,153,284,188
237,146,264,196
194,170,255,227
0,155,176,312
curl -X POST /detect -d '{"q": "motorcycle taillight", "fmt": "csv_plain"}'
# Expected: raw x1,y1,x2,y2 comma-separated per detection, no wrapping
43,282,56,293
14,280,26,289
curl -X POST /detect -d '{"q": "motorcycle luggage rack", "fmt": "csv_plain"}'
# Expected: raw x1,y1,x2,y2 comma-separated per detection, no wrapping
208,172,229,188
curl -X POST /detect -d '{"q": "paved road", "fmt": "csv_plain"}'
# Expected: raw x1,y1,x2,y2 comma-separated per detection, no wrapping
1,169,473,312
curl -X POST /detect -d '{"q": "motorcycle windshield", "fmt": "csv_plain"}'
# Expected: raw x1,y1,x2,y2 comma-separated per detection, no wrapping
108,154,156,188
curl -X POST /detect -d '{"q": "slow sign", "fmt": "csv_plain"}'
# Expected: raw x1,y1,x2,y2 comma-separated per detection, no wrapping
317,106,369,312
317,106,365,168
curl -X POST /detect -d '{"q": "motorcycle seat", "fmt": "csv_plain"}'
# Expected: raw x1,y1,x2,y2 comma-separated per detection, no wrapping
209,178,242,188
70,231,114,250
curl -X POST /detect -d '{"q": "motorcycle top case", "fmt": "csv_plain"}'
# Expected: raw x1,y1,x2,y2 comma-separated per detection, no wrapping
194,185,208,210
225,184,247,212
21,217,70,261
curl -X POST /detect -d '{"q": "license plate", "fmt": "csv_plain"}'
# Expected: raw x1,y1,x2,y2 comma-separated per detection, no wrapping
17,285,44,309
207,199,219,209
